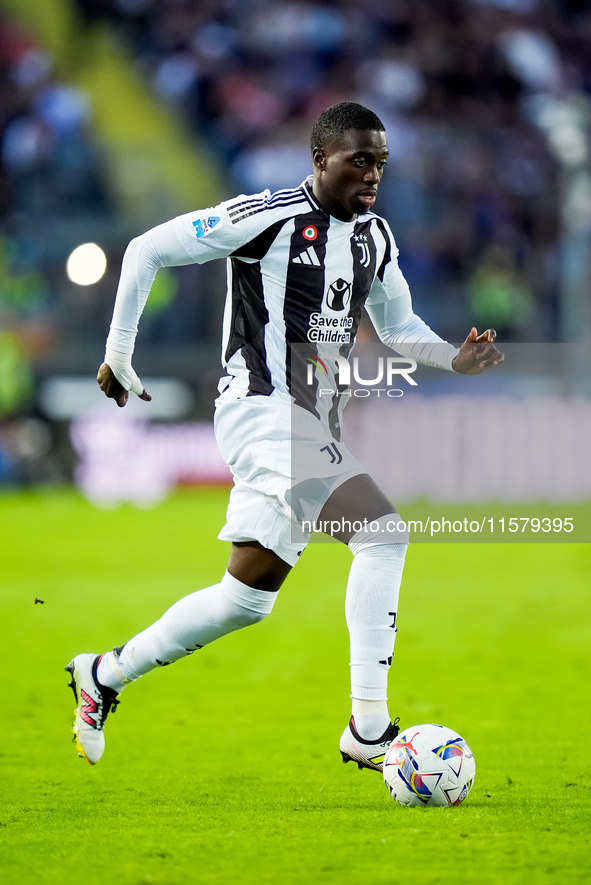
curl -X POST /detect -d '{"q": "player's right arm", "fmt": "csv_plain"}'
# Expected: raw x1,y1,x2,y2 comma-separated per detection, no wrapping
98,220,193,405
98,193,272,406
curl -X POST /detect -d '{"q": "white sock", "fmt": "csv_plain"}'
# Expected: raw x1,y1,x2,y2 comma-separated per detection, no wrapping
97,649,131,694
345,541,407,703
351,698,390,741
97,571,278,689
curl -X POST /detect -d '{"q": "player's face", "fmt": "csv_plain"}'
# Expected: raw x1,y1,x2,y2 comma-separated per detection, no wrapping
312,129,389,222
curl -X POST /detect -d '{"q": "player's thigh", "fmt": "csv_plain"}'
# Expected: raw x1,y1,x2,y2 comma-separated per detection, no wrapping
319,473,396,544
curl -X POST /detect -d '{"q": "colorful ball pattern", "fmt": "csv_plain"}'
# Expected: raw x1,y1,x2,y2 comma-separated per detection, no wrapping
383,723,476,807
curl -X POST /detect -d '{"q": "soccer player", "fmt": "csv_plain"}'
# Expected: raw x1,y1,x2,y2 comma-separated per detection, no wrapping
66,102,502,769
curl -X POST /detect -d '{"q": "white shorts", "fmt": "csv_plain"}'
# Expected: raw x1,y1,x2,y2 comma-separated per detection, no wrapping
214,391,365,566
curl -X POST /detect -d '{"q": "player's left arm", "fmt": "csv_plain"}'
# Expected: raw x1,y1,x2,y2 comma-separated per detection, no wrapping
366,225,503,373
366,290,503,375
366,271,459,371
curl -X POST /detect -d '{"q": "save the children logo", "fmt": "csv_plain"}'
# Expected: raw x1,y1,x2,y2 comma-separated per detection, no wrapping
306,278,354,343
307,312,353,343
326,278,351,311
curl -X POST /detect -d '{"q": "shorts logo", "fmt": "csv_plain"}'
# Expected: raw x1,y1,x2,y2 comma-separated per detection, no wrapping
192,216,221,239
302,225,317,240
320,442,342,464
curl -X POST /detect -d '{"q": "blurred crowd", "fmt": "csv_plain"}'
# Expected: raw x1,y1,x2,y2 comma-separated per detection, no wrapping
73,0,591,341
1,0,590,455
0,12,114,395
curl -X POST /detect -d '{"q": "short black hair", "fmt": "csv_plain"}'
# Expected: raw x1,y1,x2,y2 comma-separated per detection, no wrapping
310,102,385,152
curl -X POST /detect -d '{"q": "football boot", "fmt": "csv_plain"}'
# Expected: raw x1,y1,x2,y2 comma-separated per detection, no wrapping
339,716,400,772
65,653,119,765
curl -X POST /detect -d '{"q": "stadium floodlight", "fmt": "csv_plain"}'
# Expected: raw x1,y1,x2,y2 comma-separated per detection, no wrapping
66,243,107,286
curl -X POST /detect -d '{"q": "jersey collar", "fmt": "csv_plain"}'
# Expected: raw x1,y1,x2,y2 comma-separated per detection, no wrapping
300,175,368,227
301,176,327,215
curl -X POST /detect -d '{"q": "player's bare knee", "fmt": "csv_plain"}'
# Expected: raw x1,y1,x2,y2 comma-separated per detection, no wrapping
228,542,291,592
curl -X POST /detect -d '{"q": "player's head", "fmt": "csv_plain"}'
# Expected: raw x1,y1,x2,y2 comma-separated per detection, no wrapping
310,102,388,222
310,102,385,153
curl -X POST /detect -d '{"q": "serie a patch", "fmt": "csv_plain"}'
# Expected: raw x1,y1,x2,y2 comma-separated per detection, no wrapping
192,216,221,238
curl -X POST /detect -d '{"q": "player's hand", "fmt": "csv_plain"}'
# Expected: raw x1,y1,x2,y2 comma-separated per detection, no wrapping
451,328,504,375
97,351,152,407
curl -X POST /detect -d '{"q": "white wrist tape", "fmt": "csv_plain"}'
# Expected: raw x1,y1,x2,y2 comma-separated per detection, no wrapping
104,347,144,396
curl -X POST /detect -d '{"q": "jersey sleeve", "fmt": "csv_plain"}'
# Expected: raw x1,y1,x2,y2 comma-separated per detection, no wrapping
366,301,459,371
173,190,273,264
365,218,459,370
106,189,281,354
366,218,411,307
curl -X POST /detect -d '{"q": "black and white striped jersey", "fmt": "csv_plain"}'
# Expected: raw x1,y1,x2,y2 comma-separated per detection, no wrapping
174,176,413,438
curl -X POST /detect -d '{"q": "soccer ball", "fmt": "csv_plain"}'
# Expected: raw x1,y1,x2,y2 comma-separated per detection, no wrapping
383,723,475,807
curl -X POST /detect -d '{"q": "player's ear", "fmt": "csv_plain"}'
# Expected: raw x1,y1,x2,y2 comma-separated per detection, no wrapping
312,147,326,170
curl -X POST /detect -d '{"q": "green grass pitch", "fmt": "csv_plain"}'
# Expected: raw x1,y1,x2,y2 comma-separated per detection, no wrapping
1,488,590,885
